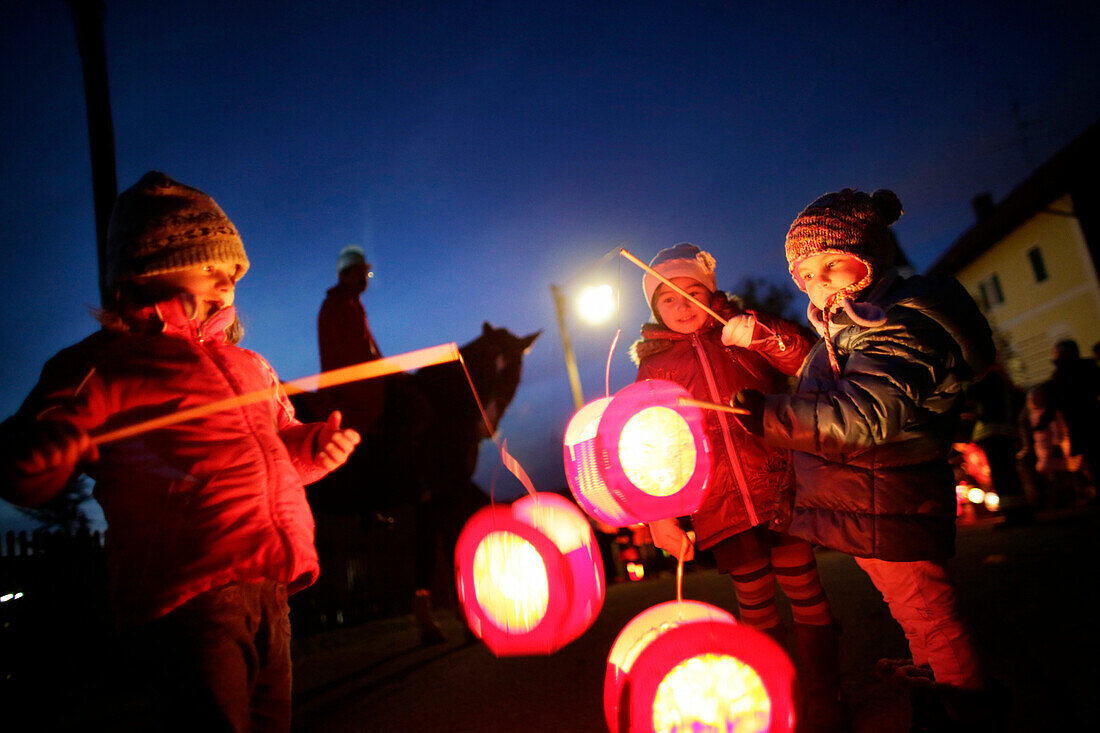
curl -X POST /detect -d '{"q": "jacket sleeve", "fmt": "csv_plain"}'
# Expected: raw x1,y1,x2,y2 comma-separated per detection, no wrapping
750,313,812,377
263,358,331,486
0,349,108,506
762,308,958,454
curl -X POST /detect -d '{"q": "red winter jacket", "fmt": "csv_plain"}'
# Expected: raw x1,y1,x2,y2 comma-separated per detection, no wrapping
631,297,811,549
0,298,327,625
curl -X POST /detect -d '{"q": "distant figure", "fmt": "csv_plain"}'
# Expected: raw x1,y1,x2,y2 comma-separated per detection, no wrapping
317,245,385,438
0,172,359,731
1018,383,1081,508
1040,339,1100,492
967,364,1033,527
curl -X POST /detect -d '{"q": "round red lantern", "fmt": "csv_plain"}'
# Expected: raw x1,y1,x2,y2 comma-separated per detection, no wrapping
454,492,605,656
605,600,797,733
564,379,711,527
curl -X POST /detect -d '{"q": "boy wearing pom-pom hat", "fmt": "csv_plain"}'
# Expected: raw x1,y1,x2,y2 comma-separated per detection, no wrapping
734,189,1004,729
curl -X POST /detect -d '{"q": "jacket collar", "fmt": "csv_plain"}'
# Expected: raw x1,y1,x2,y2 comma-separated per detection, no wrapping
127,295,236,344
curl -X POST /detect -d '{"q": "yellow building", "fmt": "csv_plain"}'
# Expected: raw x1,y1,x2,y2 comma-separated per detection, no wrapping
928,120,1100,388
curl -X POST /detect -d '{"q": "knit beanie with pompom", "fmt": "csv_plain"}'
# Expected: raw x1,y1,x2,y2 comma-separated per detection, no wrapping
784,188,902,296
642,242,718,309
785,188,902,376
106,171,249,288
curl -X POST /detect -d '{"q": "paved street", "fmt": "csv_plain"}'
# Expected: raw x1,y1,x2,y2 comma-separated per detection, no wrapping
289,506,1099,732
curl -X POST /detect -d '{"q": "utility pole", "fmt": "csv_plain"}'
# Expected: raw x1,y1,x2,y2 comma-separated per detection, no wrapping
67,0,118,307
550,284,585,411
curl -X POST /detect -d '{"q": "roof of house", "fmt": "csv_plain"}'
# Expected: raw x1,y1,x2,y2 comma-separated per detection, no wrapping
927,118,1100,277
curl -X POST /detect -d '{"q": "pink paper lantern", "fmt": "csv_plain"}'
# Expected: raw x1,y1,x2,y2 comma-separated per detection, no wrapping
605,600,797,733
564,379,711,527
454,492,605,656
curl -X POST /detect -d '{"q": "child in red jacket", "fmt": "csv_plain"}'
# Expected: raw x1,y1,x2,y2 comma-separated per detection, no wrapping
0,172,359,732
631,243,846,732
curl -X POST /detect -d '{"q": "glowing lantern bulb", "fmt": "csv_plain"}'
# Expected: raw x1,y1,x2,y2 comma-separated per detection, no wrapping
472,531,550,633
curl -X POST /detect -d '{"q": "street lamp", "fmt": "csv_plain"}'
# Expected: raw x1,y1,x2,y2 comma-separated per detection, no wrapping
550,282,615,411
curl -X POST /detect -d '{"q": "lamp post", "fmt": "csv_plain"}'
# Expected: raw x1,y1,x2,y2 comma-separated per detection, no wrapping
550,283,585,411
550,282,615,411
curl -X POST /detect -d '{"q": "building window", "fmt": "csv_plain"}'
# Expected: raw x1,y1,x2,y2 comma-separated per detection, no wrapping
1027,246,1048,282
978,273,1004,309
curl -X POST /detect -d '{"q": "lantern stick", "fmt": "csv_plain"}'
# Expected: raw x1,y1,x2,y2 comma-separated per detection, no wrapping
619,248,729,325
676,397,750,416
676,535,687,603
90,343,461,446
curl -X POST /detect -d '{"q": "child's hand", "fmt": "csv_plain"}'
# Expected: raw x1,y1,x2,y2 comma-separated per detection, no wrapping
721,314,757,348
314,411,361,471
13,420,98,476
648,517,694,561
732,389,765,435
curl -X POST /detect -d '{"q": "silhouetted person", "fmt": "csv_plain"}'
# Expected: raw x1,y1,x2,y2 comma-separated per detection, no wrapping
318,246,384,438
1041,339,1100,493
968,364,1033,527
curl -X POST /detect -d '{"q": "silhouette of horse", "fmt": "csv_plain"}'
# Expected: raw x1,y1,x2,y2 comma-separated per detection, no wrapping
288,323,540,634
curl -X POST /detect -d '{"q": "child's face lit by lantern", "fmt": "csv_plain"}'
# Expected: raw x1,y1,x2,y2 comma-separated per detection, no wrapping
795,252,868,310
654,278,713,334
136,263,242,321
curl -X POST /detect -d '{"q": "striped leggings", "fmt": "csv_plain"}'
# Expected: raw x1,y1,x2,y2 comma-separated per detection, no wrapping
709,525,834,629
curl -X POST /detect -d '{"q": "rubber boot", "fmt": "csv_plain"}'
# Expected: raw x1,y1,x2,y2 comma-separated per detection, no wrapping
910,683,1008,732
792,622,850,733
413,588,446,645
761,622,789,652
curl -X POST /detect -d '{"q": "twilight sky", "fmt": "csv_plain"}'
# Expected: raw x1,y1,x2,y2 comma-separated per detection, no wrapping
2,0,1099,532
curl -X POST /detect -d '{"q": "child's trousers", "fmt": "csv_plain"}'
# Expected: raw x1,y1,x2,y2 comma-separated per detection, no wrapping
125,580,293,732
855,557,985,690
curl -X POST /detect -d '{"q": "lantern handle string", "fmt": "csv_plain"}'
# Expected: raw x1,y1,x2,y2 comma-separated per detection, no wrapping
604,328,621,399
676,535,687,603
456,352,539,499
619,248,729,326
88,343,462,447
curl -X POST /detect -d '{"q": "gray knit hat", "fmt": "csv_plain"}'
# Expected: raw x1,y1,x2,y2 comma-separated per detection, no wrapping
106,171,249,286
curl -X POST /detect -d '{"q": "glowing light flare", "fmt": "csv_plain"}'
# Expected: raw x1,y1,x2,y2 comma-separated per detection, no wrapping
652,653,772,733
577,284,615,325
618,406,696,497
984,492,1001,511
627,562,645,581
967,487,986,505
472,531,550,633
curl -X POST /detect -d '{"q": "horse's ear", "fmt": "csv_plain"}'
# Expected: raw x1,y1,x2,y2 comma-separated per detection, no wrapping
520,330,541,353
482,322,493,336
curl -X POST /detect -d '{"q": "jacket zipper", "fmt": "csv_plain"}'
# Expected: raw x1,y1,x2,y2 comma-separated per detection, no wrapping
692,333,759,526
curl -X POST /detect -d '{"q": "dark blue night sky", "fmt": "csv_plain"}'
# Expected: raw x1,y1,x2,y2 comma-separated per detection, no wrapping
3,0,1099,531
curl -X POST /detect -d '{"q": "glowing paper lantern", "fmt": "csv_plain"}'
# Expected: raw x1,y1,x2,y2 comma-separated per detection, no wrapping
605,600,797,733
563,379,711,527
454,492,605,656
